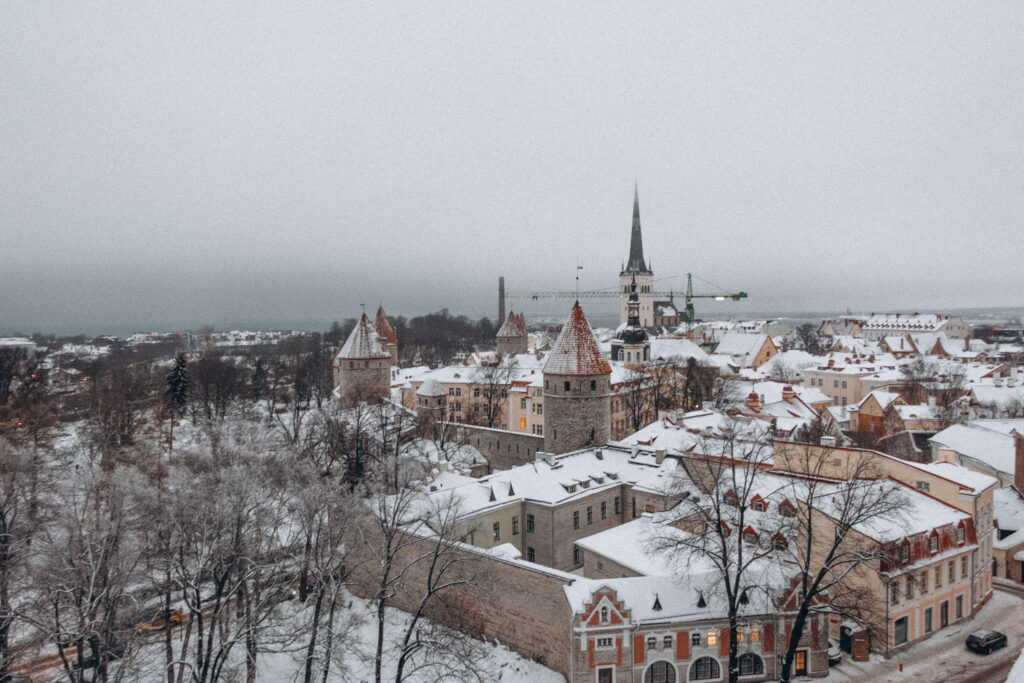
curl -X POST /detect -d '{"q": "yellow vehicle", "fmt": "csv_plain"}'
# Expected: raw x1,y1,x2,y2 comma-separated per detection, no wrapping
134,609,183,634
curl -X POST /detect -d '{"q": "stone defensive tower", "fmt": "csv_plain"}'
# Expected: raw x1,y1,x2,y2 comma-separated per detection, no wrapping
496,311,528,357
542,302,612,454
374,306,399,366
619,185,655,327
334,313,391,409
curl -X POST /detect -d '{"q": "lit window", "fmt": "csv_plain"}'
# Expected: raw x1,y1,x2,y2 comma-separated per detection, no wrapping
750,627,760,642
706,631,717,647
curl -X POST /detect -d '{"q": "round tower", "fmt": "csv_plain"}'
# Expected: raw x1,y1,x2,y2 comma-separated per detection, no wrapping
335,313,392,408
542,302,612,454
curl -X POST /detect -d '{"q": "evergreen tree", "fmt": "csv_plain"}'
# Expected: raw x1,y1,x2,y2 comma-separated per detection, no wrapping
165,352,190,416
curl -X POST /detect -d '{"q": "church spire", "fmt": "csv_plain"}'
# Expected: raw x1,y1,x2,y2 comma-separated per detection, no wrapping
623,184,651,275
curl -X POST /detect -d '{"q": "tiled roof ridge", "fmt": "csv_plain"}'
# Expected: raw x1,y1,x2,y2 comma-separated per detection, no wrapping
374,306,399,346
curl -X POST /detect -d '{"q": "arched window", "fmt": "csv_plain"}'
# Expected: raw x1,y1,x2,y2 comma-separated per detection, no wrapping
644,660,677,683
600,606,609,624
738,653,763,676
689,656,720,681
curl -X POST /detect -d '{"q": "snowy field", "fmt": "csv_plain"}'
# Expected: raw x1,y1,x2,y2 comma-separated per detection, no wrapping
828,588,1024,683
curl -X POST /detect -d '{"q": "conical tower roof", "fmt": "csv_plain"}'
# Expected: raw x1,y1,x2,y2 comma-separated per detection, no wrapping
622,185,652,275
496,311,521,338
338,313,390,360
374,306,399,346
543,303,612,376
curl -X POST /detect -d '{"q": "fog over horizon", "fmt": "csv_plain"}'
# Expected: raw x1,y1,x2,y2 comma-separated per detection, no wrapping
3,3,1023,336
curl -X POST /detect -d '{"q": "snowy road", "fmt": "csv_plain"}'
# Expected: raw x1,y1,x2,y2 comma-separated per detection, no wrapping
827,584,1024,683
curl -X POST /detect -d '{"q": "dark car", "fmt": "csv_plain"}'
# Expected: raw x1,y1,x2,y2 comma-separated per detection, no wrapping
966,629,1007,654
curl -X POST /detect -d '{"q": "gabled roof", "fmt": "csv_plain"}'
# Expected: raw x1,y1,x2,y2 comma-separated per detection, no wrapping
543,303,611,376
337,313,390,360
374,307,399,346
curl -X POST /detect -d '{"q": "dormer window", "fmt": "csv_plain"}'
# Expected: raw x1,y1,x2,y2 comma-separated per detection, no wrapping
600,606,609,624
957,526,965,544
900,544,909,563
929,534,938,554
752,500,765,512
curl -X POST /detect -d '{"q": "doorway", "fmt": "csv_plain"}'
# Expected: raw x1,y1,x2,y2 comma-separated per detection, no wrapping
795,650,807,676
941,600,949,628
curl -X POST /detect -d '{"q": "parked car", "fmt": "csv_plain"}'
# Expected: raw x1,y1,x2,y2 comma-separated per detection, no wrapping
134,608,183,634
827,637,842,666
966,629,1007,654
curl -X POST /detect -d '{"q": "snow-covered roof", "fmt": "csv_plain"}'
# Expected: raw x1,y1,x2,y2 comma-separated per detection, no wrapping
714,333,768,359
542,304,612,376
994,486,1024,536
930,420,1024,476
648,337,710,364
416,378,446,397
853,390,904,411
898,461,998,494
419,444,678,516
337,313,390,360
863,313,952,332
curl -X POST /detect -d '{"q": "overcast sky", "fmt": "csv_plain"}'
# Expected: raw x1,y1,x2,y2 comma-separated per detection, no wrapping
2,2,1022,334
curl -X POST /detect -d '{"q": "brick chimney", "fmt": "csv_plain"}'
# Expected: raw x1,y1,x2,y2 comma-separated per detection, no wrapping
1014,430,1024,493
746,392,760,412
782,386,796,403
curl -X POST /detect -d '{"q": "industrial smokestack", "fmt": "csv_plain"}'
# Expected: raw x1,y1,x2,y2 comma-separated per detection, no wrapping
498,276,506,325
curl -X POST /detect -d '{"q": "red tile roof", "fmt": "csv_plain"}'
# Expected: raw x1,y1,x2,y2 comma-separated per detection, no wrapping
543,303,612,376
374,307,399,346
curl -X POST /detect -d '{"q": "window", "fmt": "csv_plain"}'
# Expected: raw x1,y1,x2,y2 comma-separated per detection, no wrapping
596,636,614,649
842,380,847,389
916,481,930,492
527,547,535,562
591,380,597,391
907,576,915,599
924,607,933,633
535,404,543,415
956,594,963,619
690,657,720,681
780,503,796,518
573,547,581,565
738,653,763,676
473,387,480,398
573,511,579,530
750,627,760,642
930,535,938,553
526,514,535,533
736,629,745,643
599,669,613,683
706,631,717,647
663,635,672,649
644,661,676,683
601,502,607,519
564,381,571,392
752,500,764,512
891,582,900,604
600,606,609,624
957,526,965,544
614,497,621,514
456,388,461,396
492,522,500,542
961,555,968,578
935,565,942,587
894,616,908,645
743,531,758,546
691,632,701,647
647,637,656,650
521,398,527,409
512,516,519,535
948,561,955,583
900,544,909,563
587,507,593,525
833,380,839,388
448,387,455,396
553,428,557,440
920,571,928,594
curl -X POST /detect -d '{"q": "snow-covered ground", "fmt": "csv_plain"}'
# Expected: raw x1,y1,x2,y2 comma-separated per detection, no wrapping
828,588,1024,683
82,591,566,683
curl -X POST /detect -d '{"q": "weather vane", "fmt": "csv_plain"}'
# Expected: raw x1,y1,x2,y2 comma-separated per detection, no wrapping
575,259,583,299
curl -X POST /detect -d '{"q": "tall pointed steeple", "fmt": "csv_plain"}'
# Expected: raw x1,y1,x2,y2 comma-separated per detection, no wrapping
623,184,651,275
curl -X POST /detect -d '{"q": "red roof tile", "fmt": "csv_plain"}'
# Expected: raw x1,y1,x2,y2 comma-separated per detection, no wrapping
374,307,399,346
543,303,611,376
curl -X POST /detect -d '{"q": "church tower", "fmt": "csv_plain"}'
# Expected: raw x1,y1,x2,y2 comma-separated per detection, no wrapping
619,186,655,327
334,313,392,409
542,302,612,454
611,276,650,370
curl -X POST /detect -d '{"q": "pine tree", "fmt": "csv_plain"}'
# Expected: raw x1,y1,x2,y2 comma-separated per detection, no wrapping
250,357,266,403
165,353,189,416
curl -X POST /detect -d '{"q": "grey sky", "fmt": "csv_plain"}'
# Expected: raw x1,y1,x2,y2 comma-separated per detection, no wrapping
2,2,1022,333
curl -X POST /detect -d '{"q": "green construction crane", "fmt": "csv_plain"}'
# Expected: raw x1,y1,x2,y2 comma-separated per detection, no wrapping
506,273,747,324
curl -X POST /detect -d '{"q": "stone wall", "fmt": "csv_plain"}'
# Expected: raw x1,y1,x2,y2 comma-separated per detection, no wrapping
348,521,575,677
453,423,545,471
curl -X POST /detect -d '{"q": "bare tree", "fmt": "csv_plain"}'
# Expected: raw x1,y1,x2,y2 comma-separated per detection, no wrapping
771,442,908,683
468,359,517,430
651,428,776,683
